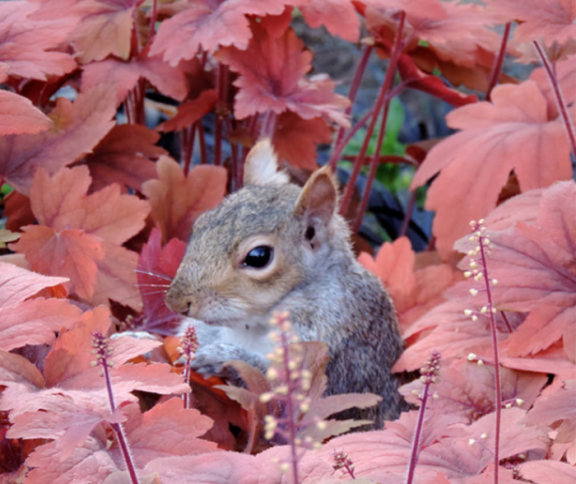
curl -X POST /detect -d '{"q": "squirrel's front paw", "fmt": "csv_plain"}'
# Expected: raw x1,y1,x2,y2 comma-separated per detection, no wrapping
191,343,268,384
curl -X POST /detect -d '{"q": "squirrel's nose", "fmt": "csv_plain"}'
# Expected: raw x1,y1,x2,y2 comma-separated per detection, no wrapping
165,286,194,316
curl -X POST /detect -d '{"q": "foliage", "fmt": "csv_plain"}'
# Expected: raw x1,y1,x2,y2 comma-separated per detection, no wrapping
0,0,574,483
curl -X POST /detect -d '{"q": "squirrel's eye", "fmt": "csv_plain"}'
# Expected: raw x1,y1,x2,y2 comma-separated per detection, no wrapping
243,246,273,269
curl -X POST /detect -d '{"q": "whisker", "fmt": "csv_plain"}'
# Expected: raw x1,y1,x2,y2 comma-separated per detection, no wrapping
139,290,169,297
134,283,172,288
134,269,173,282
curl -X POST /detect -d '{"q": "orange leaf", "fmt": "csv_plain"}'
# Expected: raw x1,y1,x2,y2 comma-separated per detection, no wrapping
412,81,573,258
0,91,53,135
142,156,227,242
216,20,350,125
0,85,116,195
157,89,218,132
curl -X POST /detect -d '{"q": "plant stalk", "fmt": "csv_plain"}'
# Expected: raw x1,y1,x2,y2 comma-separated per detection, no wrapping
486,23,511,101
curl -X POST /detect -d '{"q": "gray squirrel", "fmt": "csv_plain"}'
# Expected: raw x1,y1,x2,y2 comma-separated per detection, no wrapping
165,139,404,426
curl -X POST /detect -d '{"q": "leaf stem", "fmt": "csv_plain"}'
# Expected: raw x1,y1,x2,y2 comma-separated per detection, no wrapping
329,45,374,169
399,190,417,238
533,41,576,158
149,0,158,39
486,23,511,101
348,12,406,229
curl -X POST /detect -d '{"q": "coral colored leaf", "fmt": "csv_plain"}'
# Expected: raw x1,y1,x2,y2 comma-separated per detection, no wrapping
216,22,350,125
120,399,217,467
482,187,544,232
82,51,188,105
400,359,547,422
412,81,573,257
34,0,144,64
158,89,218,132
0,91,53,135
300,0,361,42
0,86,117,195
137,228,186,333
12,165,149,308
149,0,292,65
531,58,576,119
359,237,460,332
0,2,76,82
12,226,105,300
519,460,576,484
488,181,576,356
83,124,165,192
142,156,227,242
485,0,576,46
272,113,332,171
0,261,69,306
0,351,45,391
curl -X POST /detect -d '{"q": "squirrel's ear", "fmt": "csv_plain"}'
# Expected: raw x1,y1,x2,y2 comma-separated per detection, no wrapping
295,166,338,225
243,139,289,186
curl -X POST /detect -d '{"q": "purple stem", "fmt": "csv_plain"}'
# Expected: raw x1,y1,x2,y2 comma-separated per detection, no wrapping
349,13,406,229
149,0,158,38
533,41,576,158
183,362,192,409
478,229,502,484
399,190,417,238
405,379,432,484
329,45,374,169
486,23,511,101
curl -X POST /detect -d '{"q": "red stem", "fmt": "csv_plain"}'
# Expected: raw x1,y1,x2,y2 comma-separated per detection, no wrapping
214,64,228,166
478,229,502,484
405,379,431,484
486,23,511,101
327,107,376,171
329,45,374,169
399,190,417,238
198,122,208,165
533,41,576,158
347,12,406,228
183,124,197,175
149,0,158,39
183,363,192,409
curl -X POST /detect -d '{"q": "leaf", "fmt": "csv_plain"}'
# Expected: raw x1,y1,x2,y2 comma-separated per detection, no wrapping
0,91,53,135
0,262,81,351
485,0,576,47
82,51,189,105
0,86,117,195
300,0,360,42
216,20,350,125
482,187,544,232
149,0,292,65
34,0,143,64
359,237,461,332
272,113,332,171
0,1,76,82
158,89,218,132
519,460,576,484
142,156,227,242
136,228,186,333
411,81,573,257
0,350,45,391
120,399,217,467
12,166,149,308
83,124,166,192
14,226,105,300
488,181,576,356
531,58,576,119
400,358,547,422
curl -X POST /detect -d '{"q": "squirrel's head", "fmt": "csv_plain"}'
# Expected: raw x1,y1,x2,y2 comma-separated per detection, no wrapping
165,139,351,328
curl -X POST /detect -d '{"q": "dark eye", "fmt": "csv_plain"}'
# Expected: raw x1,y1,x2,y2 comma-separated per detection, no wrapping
242,246,273,269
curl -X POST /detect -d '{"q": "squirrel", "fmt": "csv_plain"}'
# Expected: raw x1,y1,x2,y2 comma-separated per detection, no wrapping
165,139,404,426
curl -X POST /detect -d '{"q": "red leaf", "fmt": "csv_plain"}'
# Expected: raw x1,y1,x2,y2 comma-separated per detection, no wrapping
272,113,332,171
137,228,186,333
149,0,292,65
300,0,361,42
0,86,117,195
82,51,189,105
488,181,576,356
412,81,573,257
83,124,166,192
0,91,53,135
34,0,143,63
216,21,350,125
11,166,149,308
0,2,76,82
485,0,576,47
142,156,227,242
157,89,218,132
